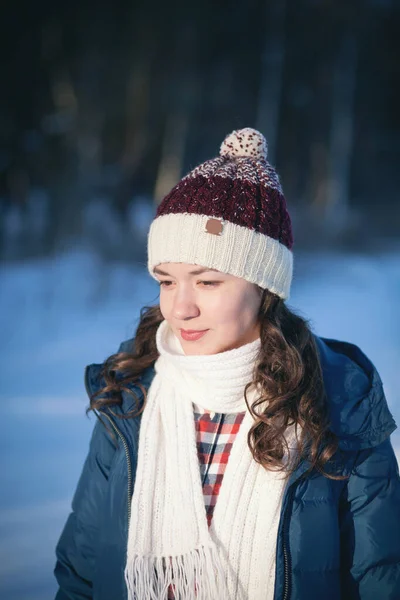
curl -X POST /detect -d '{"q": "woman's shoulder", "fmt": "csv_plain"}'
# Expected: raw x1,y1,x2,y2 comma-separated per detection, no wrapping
313,334,396,450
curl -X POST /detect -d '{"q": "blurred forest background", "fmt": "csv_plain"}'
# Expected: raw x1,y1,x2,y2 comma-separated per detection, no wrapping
1,0,399,263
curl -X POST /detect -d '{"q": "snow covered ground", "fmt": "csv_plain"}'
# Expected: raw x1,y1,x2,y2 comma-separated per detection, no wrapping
1,248,399,599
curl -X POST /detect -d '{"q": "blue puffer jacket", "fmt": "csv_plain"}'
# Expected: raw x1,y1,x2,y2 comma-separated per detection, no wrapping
54,336,400,600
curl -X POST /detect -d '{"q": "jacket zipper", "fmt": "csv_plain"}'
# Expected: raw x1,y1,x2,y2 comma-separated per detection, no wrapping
282,538,290,600
101,411,133,527
282,485,296,600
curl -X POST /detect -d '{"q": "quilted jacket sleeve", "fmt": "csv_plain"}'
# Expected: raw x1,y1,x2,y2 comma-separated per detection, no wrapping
340,437,400,599
54,414,117,599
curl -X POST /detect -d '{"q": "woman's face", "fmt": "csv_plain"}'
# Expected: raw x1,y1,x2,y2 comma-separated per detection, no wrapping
154,262,263,355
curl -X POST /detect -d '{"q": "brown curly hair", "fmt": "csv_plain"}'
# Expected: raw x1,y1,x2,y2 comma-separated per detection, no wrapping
90,289,344,480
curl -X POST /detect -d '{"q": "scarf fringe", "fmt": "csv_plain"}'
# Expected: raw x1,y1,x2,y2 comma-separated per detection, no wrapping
125,543,229,600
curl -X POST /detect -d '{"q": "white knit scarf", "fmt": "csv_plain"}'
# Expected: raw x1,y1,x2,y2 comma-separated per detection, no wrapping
125,320,294,600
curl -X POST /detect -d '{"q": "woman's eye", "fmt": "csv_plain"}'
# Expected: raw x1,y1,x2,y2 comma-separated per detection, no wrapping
199,281,219,287
157,280,219,287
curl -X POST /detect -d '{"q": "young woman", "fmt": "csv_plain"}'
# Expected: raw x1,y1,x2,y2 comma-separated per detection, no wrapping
54,128,400,600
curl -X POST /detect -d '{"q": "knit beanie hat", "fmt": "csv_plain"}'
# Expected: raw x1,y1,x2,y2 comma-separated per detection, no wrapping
147,127,294,299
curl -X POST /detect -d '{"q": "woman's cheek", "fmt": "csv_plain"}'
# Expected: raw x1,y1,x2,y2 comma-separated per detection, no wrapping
209,295,239,322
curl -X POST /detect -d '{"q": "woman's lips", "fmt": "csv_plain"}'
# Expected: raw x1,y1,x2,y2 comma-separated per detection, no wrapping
180,329,209,341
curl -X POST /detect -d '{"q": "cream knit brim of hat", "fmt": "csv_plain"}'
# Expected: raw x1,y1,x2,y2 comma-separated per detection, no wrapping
147,213,293,299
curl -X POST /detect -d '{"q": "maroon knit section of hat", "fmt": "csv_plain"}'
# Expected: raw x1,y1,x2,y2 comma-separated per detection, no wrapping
156,175,294,250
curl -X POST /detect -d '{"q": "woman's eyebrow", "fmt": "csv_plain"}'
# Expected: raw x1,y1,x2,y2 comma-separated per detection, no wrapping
153,267,219,276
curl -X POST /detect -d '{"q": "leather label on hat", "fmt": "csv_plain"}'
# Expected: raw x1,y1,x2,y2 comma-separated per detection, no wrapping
205,218,223,236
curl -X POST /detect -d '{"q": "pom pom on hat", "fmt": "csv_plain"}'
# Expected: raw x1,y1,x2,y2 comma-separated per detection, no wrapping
220,127,268,160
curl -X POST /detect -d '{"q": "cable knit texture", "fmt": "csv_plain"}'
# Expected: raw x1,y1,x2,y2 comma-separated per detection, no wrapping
125,320,296,599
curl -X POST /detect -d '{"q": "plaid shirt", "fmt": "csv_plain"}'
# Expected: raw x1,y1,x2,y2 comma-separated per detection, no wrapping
167,404,246,598
193,403,246,527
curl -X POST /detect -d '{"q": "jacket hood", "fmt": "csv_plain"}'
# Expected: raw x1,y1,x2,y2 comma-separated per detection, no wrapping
315,336,396,450
85,335,396,453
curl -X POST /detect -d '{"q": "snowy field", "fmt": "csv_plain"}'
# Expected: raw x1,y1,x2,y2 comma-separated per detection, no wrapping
1,248,399,600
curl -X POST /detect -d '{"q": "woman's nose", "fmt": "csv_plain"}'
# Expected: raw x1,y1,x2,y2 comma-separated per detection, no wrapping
172,290,200,320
